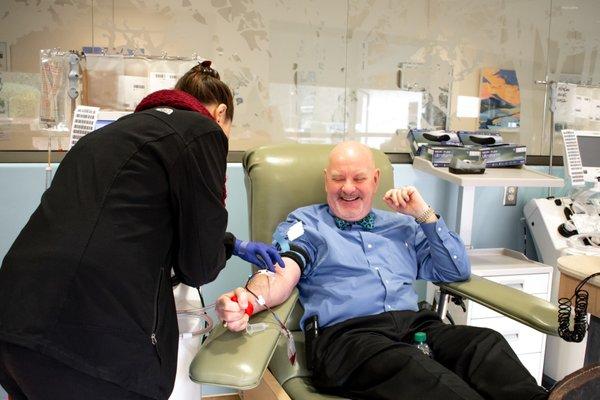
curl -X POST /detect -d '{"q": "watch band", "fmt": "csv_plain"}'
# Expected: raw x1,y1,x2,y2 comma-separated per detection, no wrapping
415,206,435,224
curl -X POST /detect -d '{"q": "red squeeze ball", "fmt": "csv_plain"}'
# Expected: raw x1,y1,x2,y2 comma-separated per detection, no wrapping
230,295,254,316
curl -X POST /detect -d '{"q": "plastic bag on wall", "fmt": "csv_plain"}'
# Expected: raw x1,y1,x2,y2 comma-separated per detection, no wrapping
39,49,70,131
85,56,198,111
118,57,149,110
84,54,125,110
147,60,179,93
147,59,197,93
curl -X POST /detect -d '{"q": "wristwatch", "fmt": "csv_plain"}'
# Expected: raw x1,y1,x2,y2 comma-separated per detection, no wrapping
415,206,435,224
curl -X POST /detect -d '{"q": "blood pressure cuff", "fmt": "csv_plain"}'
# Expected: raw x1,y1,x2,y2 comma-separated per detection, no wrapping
280,243,310,271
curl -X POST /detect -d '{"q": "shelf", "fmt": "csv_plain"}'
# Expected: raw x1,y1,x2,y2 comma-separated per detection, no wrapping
468,248,553,276
413,157,564,188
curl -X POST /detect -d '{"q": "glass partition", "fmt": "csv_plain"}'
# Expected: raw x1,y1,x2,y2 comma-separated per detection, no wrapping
0,0,599,156
545,0,600,161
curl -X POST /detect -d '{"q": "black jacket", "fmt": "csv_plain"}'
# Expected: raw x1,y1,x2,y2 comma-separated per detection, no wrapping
0,108,234,399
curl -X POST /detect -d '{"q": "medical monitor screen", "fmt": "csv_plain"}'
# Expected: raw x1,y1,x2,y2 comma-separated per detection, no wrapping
94,119,115,130
94,111,130,131
577,135,600,168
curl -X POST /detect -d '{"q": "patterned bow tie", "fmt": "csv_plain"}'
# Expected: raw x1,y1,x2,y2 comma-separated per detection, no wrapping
334,212,375,231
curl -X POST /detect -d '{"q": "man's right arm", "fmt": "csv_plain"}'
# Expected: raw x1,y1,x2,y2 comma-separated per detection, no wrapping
216,256,301,332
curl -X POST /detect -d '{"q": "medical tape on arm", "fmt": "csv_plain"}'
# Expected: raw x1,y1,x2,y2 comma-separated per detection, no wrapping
273,231,290,252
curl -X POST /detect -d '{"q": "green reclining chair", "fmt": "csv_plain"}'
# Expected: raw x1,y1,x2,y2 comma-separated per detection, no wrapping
190,143,560,399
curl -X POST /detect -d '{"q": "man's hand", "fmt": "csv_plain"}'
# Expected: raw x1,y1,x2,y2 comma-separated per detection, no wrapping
383,186,430,218
215,257,302,333
216,287,251,332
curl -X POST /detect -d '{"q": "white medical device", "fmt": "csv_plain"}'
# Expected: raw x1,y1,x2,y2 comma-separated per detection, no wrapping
523,130,600,383
562,130,600,187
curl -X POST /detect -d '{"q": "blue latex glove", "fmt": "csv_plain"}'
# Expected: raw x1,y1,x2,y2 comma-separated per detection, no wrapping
233,239,286,272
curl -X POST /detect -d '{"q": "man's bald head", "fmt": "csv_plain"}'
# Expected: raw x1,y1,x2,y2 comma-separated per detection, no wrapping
327,141,376,172
324,141,380,221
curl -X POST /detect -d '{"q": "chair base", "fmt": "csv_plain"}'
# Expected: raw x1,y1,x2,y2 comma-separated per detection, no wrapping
240,370,291,400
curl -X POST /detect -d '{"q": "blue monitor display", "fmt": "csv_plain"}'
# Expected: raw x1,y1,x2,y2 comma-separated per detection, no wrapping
94,111,131,131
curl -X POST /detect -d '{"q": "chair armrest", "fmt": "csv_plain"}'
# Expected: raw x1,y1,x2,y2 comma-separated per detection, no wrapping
189,289,299,390
436,274,559,336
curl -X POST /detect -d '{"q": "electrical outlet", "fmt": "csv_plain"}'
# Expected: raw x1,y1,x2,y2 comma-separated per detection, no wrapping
503,186,518,206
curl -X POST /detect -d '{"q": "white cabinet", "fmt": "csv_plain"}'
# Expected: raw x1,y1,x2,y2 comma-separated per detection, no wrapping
446,249,553,384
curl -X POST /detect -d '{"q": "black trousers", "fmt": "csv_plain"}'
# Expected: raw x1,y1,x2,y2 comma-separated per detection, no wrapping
0,341,154,400
311,310,549,400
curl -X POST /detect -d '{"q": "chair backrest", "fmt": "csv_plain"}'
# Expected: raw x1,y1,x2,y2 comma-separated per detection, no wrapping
243,143,394,245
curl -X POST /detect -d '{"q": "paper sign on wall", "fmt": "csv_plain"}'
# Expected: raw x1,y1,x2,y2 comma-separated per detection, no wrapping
572,95,591,119
554,83,576,123
573,87,592,119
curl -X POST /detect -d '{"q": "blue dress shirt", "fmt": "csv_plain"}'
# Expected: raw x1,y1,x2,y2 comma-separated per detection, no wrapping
274,204,470,329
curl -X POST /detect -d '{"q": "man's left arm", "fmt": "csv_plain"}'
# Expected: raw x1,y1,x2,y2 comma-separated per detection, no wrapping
384,186,470,282
414,218,470,282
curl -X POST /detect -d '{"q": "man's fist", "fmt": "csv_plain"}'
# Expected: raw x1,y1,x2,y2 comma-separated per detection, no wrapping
383,186,429,218
215,287,251,332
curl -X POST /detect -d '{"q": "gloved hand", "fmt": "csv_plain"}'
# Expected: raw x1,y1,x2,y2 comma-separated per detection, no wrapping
233,239,286,272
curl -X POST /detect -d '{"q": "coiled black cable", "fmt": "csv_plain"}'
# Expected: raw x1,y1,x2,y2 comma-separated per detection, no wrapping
558,292,589,342
558,272,600,342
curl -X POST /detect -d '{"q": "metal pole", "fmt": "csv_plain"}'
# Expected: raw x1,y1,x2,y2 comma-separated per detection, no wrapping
548,84,556,197
543,0,554,196
536,79,551,196
437,291,450,320
446,66,454,131
456,186,475,248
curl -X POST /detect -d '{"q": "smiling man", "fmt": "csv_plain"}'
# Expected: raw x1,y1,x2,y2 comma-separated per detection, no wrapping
216,141,593,400
325,142,384,222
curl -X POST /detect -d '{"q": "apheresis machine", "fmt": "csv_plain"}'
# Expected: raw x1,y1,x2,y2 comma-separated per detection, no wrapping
524,130,600,383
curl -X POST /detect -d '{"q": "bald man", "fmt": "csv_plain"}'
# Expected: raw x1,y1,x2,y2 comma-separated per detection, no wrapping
216,142,563,400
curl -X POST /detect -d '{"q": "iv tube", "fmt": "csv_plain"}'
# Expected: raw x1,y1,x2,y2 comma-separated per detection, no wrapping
45,133,52,190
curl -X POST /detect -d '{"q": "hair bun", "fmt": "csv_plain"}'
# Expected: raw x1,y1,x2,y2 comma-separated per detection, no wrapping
196,60,220,79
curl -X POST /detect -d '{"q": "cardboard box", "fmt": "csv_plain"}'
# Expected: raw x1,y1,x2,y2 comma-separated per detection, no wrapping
458,131,526,167
421,145,483,167
479,145,527,167
407,129,462,157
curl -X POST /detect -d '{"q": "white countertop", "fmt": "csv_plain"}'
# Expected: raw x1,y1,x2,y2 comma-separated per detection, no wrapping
413,157,565,187
557,255,600,287
468,248,553,276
